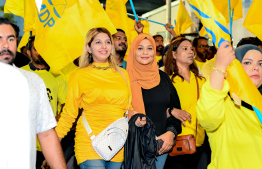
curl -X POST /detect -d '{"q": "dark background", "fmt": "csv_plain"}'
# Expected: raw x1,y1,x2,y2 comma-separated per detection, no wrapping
99,0,177,16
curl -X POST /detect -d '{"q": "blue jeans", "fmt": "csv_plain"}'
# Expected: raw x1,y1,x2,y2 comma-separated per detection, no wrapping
155,153,168,169
79,159,123,169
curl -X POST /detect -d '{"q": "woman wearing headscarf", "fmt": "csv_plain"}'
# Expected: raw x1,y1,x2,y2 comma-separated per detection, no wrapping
196,42,262,169
126,33,181,169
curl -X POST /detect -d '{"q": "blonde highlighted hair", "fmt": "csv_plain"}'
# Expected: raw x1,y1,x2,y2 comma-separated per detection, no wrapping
79,27,127,83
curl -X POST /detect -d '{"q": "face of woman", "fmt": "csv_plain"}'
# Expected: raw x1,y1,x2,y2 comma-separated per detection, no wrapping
173,40,194,66
87,33,113,63
135,39,155,65
241,50,262,88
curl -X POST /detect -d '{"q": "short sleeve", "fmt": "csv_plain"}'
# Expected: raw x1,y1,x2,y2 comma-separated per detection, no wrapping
37,77,57,134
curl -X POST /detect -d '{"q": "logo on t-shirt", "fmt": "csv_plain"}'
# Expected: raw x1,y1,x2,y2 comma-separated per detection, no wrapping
46,88,53,102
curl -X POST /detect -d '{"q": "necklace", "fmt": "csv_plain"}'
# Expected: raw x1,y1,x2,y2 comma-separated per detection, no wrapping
91,64,111,70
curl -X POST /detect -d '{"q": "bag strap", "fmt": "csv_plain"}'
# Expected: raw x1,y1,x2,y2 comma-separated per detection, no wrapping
82,72,131,140
195,75,200,137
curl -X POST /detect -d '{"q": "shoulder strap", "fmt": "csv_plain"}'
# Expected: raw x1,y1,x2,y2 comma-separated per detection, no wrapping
195,75,200,136
82,71,130,140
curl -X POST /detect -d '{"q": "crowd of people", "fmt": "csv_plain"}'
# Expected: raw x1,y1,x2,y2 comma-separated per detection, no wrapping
1,16,262,169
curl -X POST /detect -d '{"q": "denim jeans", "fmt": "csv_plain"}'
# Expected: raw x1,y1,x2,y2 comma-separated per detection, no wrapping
79,159,123,169
155,153,168,169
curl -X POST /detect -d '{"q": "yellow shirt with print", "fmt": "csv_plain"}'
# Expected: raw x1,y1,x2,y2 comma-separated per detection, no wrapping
21,64,68,151
172,71,205,147
55,62,132,164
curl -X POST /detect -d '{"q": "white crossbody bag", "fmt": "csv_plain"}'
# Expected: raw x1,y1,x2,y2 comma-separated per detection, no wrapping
82,74,130,161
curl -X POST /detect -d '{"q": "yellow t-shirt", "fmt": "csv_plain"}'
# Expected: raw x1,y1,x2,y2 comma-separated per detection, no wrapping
195,59,206,70
172,71,205,147
55,62,131,164
197,79,262,169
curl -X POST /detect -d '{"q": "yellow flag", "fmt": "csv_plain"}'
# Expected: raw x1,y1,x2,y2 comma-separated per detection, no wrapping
227,59,262,121
199,27,207,36
106,0,129,39
34,0,117,72
106,0,131,59
175,0,193,35
4,0,37,31
187,0,231,47
4,0,24,17
243,0,262,41
212,0,243,23
18,31,30,52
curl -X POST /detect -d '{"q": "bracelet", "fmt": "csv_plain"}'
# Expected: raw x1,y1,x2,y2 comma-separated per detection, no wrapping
212,67,227,77
168,107,174,117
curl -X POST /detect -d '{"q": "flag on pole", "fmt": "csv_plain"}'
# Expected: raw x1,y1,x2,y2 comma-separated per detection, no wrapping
211,0,243,23
4,0,24,17
226,59,262,123
174,0,193,35
199,27,207,36
34,0,117,72
243,0,262,41
187,0,231,47
106,0,131,57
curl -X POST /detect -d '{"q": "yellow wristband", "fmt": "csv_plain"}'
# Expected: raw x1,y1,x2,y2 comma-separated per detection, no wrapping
212,67,227,77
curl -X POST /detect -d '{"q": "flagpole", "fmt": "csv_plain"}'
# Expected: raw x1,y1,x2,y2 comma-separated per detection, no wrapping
128,13,175,28
129,0,138,21
228,0,233,37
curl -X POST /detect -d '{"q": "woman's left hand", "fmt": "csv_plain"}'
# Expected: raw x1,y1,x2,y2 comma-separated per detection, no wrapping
157,131,175,155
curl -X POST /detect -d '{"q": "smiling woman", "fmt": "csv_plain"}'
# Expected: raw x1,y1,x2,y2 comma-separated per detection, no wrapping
55,27,132,169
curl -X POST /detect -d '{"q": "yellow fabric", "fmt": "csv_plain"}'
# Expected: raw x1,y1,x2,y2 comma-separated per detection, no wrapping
172,72,205,147
199,27,207,37
187,0,231,48
196,79,262,169
61,62,79,82
156,55,162,63
34,0,117,73
226,59,262,115
55,62,131,164
4,0,37,31
4,0,24,18
106,0,130,55
212,0,243,23
175,0,193,35
243,0,262,41
201,56,216,79
194,60,206,70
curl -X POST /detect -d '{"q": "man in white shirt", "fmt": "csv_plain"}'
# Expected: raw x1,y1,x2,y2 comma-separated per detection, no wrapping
0,17,67,169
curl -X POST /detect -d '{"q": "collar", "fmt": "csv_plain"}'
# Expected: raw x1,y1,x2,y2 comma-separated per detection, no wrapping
29,62,50,71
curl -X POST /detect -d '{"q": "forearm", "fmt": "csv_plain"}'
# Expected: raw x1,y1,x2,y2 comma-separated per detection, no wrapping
38,129,67,169
210,65,226,91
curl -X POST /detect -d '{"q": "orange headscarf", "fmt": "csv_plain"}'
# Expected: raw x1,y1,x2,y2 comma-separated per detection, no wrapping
127,33,160,114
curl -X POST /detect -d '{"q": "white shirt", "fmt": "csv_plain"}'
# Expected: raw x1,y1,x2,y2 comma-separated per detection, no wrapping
0,63,57,169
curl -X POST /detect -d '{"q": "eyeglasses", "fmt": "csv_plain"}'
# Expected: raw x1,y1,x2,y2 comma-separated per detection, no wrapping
197,45,210,49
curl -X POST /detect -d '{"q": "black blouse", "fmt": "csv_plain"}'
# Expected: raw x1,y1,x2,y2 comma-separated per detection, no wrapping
142,70,181,136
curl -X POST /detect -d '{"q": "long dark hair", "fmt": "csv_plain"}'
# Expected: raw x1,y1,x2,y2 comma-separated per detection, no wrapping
165,37,203,82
